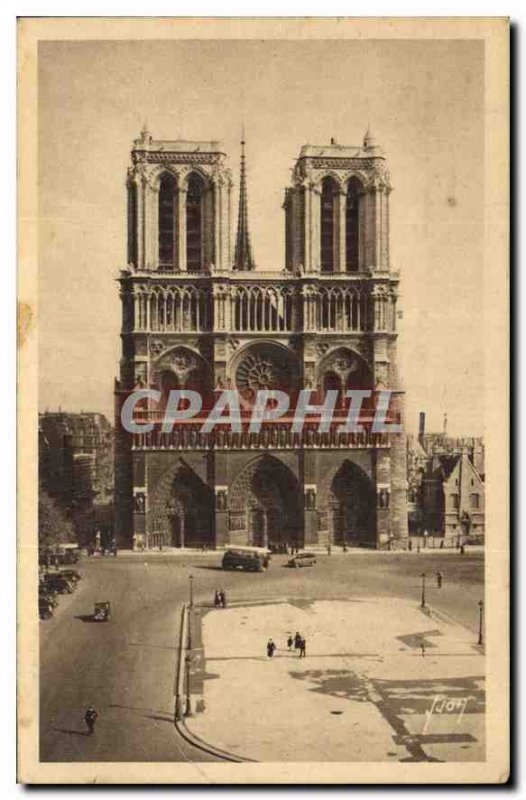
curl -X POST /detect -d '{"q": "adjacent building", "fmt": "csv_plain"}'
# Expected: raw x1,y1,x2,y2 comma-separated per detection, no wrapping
39,412,114,545
407,413,485,544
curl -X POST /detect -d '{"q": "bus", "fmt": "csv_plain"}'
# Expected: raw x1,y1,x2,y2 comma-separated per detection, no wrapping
221,546,270,573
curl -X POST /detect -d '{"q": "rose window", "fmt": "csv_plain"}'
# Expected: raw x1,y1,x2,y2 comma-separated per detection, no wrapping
236,355,277,395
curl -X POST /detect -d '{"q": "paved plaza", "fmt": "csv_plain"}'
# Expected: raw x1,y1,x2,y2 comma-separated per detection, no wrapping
186,597,485,762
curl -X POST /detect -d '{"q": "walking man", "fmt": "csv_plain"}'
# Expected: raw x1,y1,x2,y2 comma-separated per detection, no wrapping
436,571,443,588
84,706,98,736
287,635,293,651
267,639,276,658
294,631,302,651
299,637,307,658
219,588,227,608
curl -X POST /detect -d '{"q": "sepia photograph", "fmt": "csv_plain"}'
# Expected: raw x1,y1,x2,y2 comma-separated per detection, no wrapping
17,17,509,784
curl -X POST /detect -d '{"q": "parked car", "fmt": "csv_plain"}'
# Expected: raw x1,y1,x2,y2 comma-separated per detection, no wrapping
59,569,82,583
43,574,75,594
39,596,54,620
39,588,59,608
287,551,317,568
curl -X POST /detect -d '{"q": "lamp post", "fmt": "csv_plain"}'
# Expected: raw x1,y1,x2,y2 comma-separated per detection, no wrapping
478,599,484,646
189,573,194,609
420,572,427,608
185,653,193,717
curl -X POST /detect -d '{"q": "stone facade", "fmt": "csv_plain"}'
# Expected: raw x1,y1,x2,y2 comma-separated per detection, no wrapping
114,127,408,550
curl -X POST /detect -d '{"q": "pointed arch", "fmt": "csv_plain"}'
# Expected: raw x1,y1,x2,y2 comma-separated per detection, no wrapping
186,172,205,272
346,176,362,272
320,176,339,273
158,172,178,268
228,454,303,548
324,460,376,547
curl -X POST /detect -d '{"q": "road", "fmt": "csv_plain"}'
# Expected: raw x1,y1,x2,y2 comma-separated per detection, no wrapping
39,549,484,762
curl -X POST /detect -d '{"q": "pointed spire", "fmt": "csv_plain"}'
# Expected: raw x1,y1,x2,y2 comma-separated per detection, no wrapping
234,138,255,271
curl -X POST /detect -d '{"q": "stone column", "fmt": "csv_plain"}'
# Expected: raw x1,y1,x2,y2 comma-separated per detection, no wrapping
262,512,269,549
311,185,321,272
150,184,159,270
213,180,222,270
375,449,391,547
304,183,312,272
382,187,390,270
375,188,382,270
358,187,367,271
136,176,146,270
338,189,347,272
177,187,187,272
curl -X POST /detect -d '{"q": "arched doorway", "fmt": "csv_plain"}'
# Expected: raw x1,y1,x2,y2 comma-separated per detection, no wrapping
229,455,303,549
151,462,214,549
326,461,376,547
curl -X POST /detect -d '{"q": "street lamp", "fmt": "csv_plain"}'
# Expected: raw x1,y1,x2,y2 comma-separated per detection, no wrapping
420,572,427,608
189,573,194,608
185,653,193,717
478,599,484,646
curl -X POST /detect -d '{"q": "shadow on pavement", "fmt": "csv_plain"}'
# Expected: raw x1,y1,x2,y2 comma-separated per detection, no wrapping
74,614,102,623
53,728,89,737
108,703,173,719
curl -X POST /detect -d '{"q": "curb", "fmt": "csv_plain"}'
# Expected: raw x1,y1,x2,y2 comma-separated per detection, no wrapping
173,603,255,763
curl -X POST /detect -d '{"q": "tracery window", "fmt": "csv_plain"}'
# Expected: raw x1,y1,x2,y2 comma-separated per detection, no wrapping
346,177,361,272
158,173,177,268
320,177,338,273
186,174,204,272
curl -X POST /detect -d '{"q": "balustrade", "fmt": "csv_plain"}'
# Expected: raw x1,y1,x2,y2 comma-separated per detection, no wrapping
130,282,395,334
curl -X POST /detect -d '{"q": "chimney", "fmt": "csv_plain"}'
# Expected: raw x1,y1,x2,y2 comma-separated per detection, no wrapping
418,412,426,444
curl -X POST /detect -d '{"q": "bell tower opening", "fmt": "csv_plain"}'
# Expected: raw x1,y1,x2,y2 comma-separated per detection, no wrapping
320,176,338,273
346,177,361,272
186,173,204,272
158,173,177,269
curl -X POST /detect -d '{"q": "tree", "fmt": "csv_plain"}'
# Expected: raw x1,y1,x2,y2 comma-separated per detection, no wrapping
38,490,76,549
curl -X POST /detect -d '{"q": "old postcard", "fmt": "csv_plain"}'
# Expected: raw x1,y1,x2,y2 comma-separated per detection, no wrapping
18,17,509,784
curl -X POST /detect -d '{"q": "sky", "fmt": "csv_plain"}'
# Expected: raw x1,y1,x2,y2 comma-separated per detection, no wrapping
38,38,485,436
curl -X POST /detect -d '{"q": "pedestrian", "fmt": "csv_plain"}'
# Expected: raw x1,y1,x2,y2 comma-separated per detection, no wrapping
214,589,221,607
436,571,443,588
83,706,98,736
327,543,332,556
420,642,426,658
408,539,412,552
439,539,444,549
267,639,276,658
219,588,227,608
294,631,302,650
287,635,293,651
299,637,307,658
460,544,465,555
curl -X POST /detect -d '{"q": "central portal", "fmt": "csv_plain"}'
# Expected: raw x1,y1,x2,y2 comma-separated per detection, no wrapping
230,455,303,549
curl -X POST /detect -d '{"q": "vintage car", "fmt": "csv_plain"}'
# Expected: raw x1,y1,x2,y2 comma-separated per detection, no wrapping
286,551,317,568
43,573,76,594
222,546,270,573
59,569,82,583
39,596,54,620
93,601,111,622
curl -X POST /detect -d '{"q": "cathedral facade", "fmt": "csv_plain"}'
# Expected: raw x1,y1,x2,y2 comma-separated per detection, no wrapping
114,127,408,550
